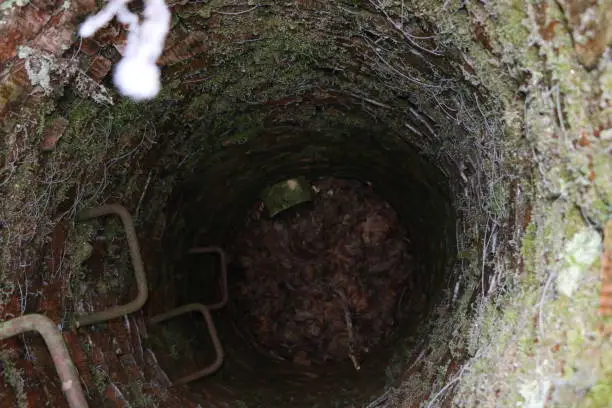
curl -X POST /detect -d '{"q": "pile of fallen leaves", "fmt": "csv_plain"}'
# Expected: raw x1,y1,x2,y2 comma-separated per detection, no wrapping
229,177,415,368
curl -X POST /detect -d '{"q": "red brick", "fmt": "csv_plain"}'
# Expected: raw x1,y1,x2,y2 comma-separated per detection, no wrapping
129,317,145,367
143,349,171,387
0,5,52,62
104,383,130,408
86,55,112,84
40,116,69,151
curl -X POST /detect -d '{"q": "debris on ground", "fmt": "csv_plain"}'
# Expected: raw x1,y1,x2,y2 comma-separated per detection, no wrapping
229,177,416,368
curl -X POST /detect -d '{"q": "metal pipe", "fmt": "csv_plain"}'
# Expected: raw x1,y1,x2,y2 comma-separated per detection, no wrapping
187,246,228,310
0,314,89,408
75,204,148,327
149,303,224,385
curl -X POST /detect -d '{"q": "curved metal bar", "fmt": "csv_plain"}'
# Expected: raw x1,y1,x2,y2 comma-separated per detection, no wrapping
0,314,89,408
75,204,148,327
149,303,224,385
187,246,228,310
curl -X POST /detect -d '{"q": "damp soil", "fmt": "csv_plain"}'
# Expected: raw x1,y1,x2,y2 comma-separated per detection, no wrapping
228,177,418,369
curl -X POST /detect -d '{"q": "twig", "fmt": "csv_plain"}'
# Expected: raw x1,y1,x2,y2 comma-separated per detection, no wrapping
70,38,83,61
481,222,488,292
405,347,426,373
236,37,267,45
17,278,28,315
366,387,395,408
17,278,35,361
67,183,87,220
368,0,443,56
552,84,567,142
426,364,467,408
407,106,436,137
134,170,153,220
362,36,440,89
405,121,423,137
346,91,392,109
183,75,214,84
537,270,556,340
214,5,259,15
336,289,360,371
106,129,152,167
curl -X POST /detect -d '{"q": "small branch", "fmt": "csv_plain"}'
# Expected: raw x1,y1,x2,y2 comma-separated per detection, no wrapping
426,364,467,408
368,0,443,56
537,270,556,340
214,4,261,15
183,75,214,84
362,36,440,89
346,91,392,109
135,170,153,220
236,37,267,45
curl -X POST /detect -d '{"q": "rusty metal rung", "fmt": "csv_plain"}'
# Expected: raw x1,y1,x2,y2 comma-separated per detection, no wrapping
0,314,89,408
149,303,224,385
75,204,149,328
148,246,228,385
188,246,228,310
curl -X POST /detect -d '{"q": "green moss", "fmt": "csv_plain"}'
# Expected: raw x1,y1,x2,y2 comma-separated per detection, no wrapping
581,376,612,408
66,221,96,315
65,100,102,139
92,364,109,396
129,380,156,408
495,0,530,52
592,152,612,205
0,350,27,408
0,0,30,11
486,182,509,218
563,207,585,238
556,227,602,297
521,221,537,274
109,99,149,131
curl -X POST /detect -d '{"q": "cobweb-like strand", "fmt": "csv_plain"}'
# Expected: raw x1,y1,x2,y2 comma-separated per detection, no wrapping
78,0,171,101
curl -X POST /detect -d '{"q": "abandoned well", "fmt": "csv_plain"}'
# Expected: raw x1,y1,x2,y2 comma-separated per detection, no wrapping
0,0,611,407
